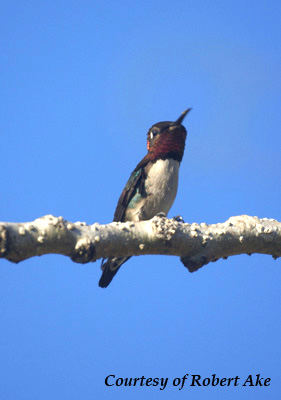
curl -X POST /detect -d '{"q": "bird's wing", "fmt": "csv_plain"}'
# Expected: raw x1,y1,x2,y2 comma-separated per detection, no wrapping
113,156,149,222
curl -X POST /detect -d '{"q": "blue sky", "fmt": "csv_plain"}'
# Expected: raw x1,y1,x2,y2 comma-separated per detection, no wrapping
0,0,280,399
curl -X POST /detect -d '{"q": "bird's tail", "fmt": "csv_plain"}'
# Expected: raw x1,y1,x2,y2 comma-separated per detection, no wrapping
99,257,131,288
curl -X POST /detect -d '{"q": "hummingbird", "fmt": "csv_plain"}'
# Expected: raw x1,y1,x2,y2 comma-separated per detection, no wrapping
99,108,191,288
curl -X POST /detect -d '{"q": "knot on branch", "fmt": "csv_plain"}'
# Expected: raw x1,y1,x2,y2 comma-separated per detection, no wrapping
152,214,180,241
181,255,209,272
0,226,8,257
71,237,96,263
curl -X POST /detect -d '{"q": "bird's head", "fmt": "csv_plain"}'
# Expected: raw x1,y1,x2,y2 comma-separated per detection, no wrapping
146,108,191,162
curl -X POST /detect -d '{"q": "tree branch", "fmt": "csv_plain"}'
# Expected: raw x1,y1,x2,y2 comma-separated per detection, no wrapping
0,215,280,272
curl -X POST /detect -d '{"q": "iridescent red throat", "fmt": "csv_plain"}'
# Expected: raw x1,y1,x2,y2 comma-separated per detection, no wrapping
148,129,186,163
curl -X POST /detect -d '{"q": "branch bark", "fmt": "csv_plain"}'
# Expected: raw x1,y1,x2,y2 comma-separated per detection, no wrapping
0,214,280,272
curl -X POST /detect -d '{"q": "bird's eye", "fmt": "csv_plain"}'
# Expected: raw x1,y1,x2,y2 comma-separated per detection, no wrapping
150,129,158,140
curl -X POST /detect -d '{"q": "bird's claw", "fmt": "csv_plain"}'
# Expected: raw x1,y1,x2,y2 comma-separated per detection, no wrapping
173,215,185,223
155,212,167,218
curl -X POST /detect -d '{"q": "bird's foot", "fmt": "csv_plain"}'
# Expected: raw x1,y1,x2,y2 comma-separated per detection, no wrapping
173,215,185,223
155,212,167,218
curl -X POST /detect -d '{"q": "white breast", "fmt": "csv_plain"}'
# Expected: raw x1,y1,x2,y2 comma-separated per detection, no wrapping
140,158,180,220
124,158,180,222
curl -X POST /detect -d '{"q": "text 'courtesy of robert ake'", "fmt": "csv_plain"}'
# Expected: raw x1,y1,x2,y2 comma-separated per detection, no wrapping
105,374,271,390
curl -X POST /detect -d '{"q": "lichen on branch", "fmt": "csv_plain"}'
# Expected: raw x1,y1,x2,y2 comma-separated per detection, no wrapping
0,214,280,272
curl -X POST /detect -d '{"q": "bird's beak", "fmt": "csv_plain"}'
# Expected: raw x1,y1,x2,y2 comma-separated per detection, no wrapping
171,108,192,126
